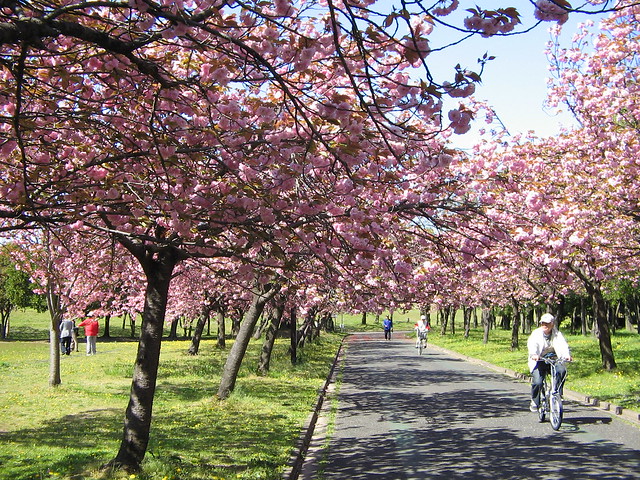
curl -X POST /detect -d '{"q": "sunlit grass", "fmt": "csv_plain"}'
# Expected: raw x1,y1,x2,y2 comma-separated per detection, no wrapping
0,310,344,480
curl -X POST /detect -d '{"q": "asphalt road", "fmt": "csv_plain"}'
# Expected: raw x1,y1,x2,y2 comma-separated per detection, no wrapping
300,332,640,480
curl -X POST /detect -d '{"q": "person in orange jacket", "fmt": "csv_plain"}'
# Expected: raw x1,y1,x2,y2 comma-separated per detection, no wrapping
78,317,99,355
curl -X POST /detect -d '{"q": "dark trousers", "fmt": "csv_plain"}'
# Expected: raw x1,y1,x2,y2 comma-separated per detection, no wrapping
61,336,72,355
531,361,567,405
384,329,392,340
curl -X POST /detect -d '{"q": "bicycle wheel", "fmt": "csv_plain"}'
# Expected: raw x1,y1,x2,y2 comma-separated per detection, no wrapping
550,393,563,430
418,338,424,355
538,383,547,422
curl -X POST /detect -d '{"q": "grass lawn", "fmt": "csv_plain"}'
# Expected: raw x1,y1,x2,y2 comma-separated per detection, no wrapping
0,309,344,480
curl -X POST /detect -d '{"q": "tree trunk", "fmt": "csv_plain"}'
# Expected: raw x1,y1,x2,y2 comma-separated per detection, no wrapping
481,306,491,344
290,306,297,365
187,312,209,356
361,311,367,325
257,299,284,375
440,307,449,336
624,300,634,332
449,307,456,335
102,314,111,338
46,282,63,387
216,309,226,349
591,287,617,370
253,313,269,339
463,307,471,339
511,300,520,350
580,296,588,335
217,282,279,400
167,317,179,339
107,246,180,472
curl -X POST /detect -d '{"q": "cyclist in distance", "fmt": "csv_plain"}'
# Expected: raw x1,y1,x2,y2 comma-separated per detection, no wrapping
415,315,429,349
527,313,572,412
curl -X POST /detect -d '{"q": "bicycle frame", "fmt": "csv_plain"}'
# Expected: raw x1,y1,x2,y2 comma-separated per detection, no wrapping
417,330,428,355
537,357,566,431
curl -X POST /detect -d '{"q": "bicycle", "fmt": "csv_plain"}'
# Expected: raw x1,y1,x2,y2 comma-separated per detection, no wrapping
417,330,428,355
537,355,568,431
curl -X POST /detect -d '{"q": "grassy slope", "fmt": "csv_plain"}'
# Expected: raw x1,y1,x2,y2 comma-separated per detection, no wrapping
0,309,343,480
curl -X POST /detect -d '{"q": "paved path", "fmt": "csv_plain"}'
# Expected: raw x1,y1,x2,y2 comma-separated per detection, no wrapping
300,332,640,480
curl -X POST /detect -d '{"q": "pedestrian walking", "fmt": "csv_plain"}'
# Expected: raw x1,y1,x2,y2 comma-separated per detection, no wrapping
383,316,393,340
59,318,75,355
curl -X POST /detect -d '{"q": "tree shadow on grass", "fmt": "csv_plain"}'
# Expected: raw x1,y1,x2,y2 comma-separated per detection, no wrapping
0,408,122,480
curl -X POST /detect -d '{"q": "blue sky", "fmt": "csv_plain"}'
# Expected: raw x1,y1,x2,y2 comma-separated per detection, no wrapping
416,3,608,149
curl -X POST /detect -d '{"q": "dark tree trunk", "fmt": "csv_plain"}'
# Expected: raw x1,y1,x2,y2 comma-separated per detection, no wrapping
107,246,180,472
449,307,456,335
216,309,226,349
217,283,279,400
569,265,616,370
511,300,520,350
581,296,588,335
591,287,617,370
361,311,367,325
440,307,449,335
167,317,179,339
188,312,209,356
102,314,111,338
231,309,242,337
463,307,471,339
290,306,297,365
257,299,285,375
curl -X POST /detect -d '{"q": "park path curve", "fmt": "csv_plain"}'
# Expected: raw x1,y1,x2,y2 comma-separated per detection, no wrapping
299,331,640,480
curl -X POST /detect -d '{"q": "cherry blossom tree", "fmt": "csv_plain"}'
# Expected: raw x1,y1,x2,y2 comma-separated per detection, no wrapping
0,0,629,473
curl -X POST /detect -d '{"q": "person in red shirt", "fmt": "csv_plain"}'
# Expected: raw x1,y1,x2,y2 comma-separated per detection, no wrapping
78,317,99,355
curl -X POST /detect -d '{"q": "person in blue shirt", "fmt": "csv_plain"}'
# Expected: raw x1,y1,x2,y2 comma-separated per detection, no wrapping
383,316,393,340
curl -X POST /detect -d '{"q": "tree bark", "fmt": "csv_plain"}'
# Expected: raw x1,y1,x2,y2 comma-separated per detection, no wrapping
216,309,226,349
257,299,284,375
102,314,111,338
290,306,297,365
217,282,279,400
510,300,520,350
46,281,63,387
107,246,180,472
481,306,491,344
439,307,449,335
591,287,617,370
569,264,616,370
463,307,471,339
187,312,209,356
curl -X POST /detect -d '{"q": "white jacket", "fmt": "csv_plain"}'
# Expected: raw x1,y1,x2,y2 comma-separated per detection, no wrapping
527,327,571,372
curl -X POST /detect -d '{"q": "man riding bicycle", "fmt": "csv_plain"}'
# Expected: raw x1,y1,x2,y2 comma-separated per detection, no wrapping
415,315,429,349
527,313,572,412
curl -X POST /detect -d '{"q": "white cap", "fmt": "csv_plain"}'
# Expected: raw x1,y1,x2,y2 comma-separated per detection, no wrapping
540,313,555,324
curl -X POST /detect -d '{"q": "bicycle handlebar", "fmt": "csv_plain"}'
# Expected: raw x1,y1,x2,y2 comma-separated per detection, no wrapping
540,356,571,365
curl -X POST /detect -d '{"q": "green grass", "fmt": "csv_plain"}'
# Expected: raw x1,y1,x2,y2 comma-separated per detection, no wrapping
339,310,640,412
0,309,344,480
